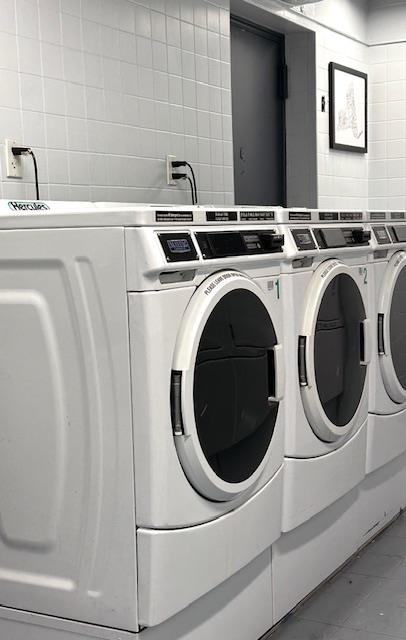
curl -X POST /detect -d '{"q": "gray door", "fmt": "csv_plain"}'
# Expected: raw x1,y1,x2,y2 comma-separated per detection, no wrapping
231,19,286,206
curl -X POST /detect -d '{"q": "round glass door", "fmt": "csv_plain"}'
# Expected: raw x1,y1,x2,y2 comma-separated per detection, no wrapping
314,273,366,427
379,252,406,404
300,260,369,442
172,271,283,501
194,288,278,484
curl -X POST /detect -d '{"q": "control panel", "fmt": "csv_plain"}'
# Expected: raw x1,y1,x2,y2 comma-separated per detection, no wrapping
313,227,371,249
195,230,284,259
291,228,317,251
389,226,406,243
373,226,391,245
158,232,199,262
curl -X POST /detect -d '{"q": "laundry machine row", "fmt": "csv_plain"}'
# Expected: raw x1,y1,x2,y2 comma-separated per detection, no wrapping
0,200,405,640
0,200,286,640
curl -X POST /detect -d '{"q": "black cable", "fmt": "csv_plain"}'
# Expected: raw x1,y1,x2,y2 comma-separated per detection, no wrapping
11,146,40,200
185,176,195,205
172,160,198,204
184,162,198,204
172,172,195,205
28,149,39,200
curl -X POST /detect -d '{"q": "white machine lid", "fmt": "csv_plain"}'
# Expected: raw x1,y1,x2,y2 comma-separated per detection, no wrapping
171,270,284,501
299,259,369,442
378,251,406,404
0,201,279,229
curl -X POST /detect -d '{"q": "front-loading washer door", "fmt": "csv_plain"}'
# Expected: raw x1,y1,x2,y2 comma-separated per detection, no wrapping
378,251,406,404
298,260,369,442
171,270,284,502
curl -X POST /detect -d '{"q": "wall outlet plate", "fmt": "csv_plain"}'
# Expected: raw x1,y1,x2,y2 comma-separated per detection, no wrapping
5,139,22,178
166,154,176,186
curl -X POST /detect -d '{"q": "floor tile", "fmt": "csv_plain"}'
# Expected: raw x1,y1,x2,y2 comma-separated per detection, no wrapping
341,578,406,638
270,618,395,639
345,549,403,578
296,572,382,625
368,534,406,558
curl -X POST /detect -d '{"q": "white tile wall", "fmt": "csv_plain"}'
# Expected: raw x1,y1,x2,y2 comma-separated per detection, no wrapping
0,0,233,204
368,42,406,210
316,28,369,210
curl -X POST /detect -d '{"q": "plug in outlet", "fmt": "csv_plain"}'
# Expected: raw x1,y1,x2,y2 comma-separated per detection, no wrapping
5,139,22,178
166,155,176,186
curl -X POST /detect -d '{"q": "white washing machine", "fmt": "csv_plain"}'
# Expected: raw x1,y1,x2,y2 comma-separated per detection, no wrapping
275,208,372,532
0,201,286,640
365,209,406,473
272,208,372,621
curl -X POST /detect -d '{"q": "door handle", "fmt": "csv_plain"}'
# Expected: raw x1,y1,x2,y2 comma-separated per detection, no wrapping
360,318,371,365
268,344,285,403
298,335,308,386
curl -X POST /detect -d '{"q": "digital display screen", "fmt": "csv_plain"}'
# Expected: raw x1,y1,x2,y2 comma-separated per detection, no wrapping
393,226,406,242
373,226,390,244
319,228,345,248
370,212,386,220
391,212,405,220
291,228,316,250
158,233,198,262
167,238,191,253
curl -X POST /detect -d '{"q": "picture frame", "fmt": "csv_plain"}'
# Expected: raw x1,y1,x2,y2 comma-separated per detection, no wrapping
329,62,368,153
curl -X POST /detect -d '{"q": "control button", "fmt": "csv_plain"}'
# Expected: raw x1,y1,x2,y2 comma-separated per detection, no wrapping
352,229,371,244
260,232,284,251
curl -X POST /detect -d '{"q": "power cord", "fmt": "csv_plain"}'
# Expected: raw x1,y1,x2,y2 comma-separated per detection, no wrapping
172,171,196,205
12,146,40,200
172,160,198,204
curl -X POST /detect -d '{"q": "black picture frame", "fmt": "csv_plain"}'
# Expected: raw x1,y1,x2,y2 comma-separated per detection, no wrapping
329,62,368,153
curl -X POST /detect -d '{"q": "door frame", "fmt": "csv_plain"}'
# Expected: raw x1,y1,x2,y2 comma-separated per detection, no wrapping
230,15,287,206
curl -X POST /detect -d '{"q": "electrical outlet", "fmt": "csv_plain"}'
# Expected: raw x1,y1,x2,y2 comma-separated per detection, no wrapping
5,139,22,178
166,154,176,185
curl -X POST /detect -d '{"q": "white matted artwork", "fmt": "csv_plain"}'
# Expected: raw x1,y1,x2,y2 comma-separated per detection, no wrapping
329,62,367,153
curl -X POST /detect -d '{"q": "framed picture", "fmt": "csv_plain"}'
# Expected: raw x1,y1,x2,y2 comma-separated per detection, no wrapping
329,62,368,153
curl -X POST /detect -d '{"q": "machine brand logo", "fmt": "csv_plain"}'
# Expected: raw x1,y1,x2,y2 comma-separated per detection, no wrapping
8,201,50,212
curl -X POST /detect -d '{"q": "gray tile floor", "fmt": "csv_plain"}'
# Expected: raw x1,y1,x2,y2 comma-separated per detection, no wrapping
271,512,406,639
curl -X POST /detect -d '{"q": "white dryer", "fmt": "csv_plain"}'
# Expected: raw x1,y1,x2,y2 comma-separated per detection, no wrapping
366,210,406,473
272,208,372,622
0,201,286,640
275,208,372,532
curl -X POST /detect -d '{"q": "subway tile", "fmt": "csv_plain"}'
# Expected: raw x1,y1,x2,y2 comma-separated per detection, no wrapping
65,82,86,117
67,117,88,151
18,36,41,75
181,21,194,52
166,16,181,48
151,11,166,43
0,32,18,70
0,108,23,141
20,73,44,112
41,42,63,79
61,13,82,51
0,70,20,109
45,114,68,149
63,48,84,84
16,0,39,40
82,20,101,56
38,6,61,45
21,110,45,147
136,36,153,68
